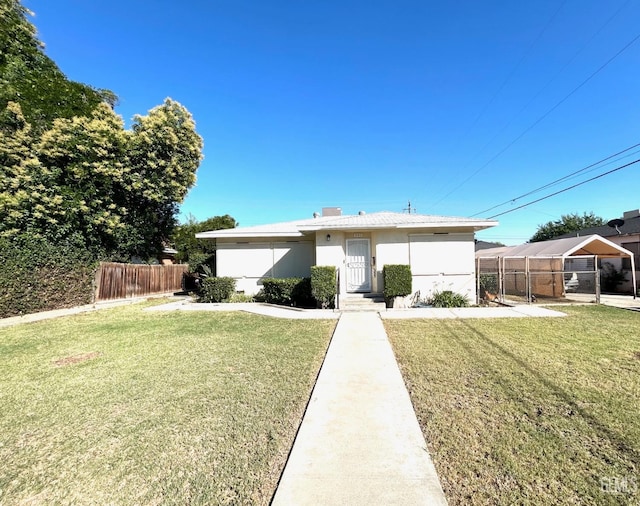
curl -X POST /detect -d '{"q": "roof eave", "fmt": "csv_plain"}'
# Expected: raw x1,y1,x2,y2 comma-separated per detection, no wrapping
397,221,498,230
195,231,304,239
299,221,499,232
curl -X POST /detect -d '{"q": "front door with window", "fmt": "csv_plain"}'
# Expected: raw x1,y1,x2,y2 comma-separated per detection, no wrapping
346,238,371,292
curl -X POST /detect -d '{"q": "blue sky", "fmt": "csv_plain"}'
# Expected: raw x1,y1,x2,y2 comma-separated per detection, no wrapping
25,0,640,244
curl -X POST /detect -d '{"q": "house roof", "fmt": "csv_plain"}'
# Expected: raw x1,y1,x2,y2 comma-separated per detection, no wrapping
476,234,633,259
556,211,640,239
196,211,498,239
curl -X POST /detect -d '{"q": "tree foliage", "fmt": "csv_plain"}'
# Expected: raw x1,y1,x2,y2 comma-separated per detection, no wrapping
0,233,95,318
0,0,109,132
0,1,206,316
0,99,203,260
529,212,606,243
171,214,237,267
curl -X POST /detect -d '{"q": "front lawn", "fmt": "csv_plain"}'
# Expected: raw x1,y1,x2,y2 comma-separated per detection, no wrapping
0,301,335,505
386,305,640,505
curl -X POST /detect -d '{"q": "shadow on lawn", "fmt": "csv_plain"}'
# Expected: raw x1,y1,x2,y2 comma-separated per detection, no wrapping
446,319,639,468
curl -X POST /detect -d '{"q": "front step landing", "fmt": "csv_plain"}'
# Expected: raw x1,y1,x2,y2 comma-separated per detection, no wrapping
340,293,386,312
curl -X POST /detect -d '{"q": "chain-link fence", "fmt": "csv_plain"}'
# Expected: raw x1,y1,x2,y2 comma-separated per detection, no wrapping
477,255,600,305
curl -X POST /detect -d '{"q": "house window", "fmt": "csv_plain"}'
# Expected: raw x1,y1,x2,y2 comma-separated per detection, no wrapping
621,242,640,270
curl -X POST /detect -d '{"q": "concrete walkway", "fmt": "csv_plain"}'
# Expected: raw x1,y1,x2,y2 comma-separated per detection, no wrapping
271,312,448,505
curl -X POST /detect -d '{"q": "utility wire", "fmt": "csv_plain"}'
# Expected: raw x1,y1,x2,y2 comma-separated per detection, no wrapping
439,0,631,211
450,2,567,155
427,2,566,206
486,158,640,219
455,0,631,182
472,141,640,216
431,27,640,209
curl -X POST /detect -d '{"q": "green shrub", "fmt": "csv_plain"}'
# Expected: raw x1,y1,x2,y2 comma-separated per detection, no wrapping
601,262,627,293
261,277,313,306
383,264,412,300
292,277,314,307
479,273,498,295
187,252,215,274
428,290,469,308
0,233,97,318
311,266,337,309
197,277,236,303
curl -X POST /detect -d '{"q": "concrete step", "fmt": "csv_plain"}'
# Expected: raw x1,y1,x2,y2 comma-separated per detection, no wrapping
340,294,386,312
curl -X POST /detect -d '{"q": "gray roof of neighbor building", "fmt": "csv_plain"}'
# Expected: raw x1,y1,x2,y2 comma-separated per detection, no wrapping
196,211,498,239
476,234,633,259
556,210,640,239
475,240,505,251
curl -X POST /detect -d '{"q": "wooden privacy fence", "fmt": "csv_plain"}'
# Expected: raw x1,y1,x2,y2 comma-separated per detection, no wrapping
95,262,189,301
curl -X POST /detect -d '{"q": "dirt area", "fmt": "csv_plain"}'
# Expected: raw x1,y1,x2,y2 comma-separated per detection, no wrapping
53,351,101,367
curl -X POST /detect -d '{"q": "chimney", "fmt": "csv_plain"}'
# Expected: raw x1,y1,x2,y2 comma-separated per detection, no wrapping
322,207,342,217
623,209,640,220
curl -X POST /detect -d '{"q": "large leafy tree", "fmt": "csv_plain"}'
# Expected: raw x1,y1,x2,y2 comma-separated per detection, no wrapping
1,100,204,260
0,1,205,261
529,212,606,243
0,0,110,132
124,99,204,257
35,102,131,255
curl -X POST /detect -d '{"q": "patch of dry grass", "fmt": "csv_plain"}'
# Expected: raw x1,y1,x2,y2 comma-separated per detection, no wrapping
0,302,335,505
386,305,640,505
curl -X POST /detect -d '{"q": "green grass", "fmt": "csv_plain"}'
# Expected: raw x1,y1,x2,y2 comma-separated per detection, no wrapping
0,301,336,505
385,305,640,505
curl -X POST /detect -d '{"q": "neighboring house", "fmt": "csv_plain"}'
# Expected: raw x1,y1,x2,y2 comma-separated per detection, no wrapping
196,208,497,300
556,209,640,293
159,247,178,265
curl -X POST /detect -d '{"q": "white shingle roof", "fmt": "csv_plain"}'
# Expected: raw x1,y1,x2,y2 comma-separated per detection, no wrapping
196,211,497,239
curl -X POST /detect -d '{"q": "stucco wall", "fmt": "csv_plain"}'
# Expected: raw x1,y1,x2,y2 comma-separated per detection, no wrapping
216,239,315,294
315,231,346,293
213,229,479,300
408,233,476,301
372,230,410,293
602,234,640,293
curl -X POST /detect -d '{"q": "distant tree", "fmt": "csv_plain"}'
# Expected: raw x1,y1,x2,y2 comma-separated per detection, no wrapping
530,212,606,243
172,214,237,268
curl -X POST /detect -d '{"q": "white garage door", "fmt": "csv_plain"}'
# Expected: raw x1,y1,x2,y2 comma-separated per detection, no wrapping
217,241,314,279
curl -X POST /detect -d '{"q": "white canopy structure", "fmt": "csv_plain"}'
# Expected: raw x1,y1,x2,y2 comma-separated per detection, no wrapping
476,235,636,302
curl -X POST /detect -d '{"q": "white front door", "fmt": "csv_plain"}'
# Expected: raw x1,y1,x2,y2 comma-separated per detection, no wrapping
346,239,371,292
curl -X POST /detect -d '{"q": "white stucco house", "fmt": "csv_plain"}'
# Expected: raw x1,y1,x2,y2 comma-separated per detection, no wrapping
196,208,497,301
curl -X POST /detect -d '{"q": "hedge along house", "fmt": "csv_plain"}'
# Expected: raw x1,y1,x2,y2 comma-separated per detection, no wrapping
196,208,497,301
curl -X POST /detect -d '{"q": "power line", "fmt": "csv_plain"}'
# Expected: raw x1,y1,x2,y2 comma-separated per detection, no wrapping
471,141,640,216
431,26,640,209
427,3,567,207
449,2,567,155
486,158,640,219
